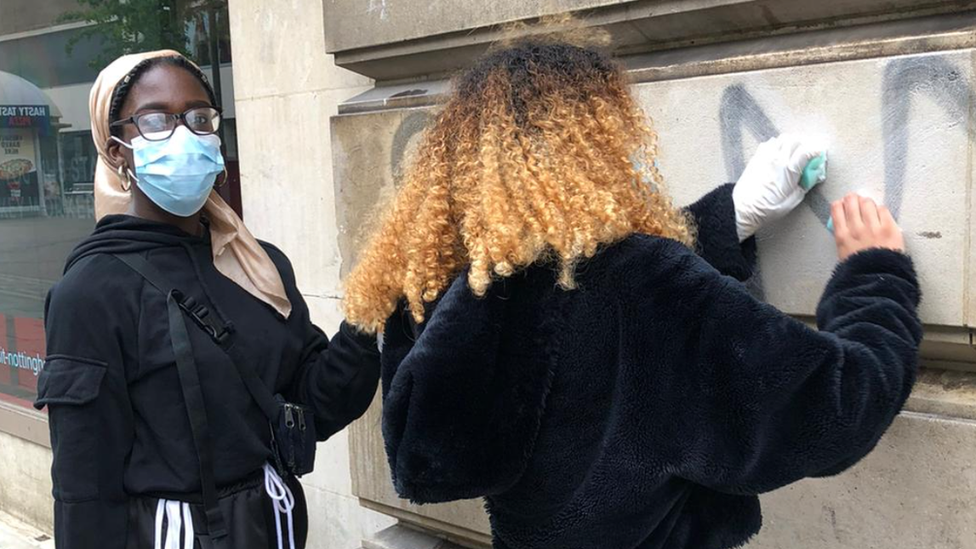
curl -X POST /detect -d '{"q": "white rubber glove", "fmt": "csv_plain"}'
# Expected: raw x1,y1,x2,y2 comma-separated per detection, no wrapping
733,134,826,242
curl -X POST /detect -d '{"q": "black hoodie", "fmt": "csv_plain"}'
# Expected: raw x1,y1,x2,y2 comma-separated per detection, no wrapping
35,214,380,548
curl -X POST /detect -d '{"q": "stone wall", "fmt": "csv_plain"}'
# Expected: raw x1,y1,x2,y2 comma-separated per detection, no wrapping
328,8,976,549
226,0,397,547
0,430,52,533
225,1,976,547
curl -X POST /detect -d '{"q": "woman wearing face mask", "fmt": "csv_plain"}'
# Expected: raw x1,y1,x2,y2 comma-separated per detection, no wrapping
34,51,381,549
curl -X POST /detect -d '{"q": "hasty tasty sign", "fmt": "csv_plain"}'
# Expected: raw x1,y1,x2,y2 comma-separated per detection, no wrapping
0,105,50,133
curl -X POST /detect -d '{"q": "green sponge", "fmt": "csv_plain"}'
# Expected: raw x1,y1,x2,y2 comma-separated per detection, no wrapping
800,152,828,191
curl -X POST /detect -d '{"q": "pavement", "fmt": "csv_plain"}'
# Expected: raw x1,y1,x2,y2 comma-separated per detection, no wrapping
0,511,52,549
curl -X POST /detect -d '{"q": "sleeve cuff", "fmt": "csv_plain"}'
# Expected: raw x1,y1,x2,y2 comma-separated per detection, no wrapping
817,248,922,326
826,248,919,299
687,183,757,281
339,321,381,355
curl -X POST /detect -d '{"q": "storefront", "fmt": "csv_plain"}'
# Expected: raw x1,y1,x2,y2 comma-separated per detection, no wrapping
0,71,69,418
0,71,63,218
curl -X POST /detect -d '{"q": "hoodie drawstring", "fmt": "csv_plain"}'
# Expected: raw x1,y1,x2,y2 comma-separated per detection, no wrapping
263,464,297,549
152,466,296,549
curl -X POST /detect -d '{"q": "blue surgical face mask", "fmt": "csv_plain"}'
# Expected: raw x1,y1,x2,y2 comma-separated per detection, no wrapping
113,126,225,217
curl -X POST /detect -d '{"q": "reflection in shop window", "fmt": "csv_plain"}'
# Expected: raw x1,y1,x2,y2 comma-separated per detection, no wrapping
61,131,97,193
0,0,234,412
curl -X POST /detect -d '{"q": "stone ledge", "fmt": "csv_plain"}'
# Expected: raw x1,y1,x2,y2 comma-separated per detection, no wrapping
362,524,468,549
906,368,976,421
325,0,976,81
337,11,976,115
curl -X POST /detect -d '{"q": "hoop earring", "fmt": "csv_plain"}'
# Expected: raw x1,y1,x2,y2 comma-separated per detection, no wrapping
117,164,132,192
215,167,229,189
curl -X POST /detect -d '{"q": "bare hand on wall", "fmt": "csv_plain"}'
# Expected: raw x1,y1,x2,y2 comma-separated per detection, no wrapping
831,193,906,261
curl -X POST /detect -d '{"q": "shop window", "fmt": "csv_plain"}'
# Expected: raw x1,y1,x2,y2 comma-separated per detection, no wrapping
60,131,97,193
0,0,234,426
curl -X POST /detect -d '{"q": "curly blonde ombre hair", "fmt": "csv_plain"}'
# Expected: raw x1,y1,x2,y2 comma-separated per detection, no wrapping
343,32,695,333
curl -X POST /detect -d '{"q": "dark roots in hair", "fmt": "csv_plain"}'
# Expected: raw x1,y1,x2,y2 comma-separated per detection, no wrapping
108,56,218,136
456,40,619,128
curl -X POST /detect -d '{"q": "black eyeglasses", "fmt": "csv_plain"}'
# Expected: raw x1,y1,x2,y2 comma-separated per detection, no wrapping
110,106,222,142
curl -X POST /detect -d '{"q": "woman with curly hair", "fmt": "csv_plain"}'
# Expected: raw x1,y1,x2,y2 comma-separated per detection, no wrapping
344,35,920,549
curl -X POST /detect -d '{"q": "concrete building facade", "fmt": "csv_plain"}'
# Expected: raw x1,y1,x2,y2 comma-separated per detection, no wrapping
232,1,976,548
2,1,976,548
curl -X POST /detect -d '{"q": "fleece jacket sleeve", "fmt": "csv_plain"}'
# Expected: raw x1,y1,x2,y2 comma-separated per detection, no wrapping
380,277,555,504
625,243,922,495
685,183,757,282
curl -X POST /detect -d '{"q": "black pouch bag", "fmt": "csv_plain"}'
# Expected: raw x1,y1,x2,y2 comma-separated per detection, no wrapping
271,396,316,476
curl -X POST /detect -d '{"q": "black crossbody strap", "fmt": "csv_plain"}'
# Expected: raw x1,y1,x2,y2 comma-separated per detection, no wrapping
114,253,170,295
114,253,233,346
229,351,281,420
114,254,228,540
114,253,281,419
166,292,227,540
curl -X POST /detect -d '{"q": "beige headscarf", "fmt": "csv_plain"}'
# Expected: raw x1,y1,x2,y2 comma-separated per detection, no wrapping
91,50,293,318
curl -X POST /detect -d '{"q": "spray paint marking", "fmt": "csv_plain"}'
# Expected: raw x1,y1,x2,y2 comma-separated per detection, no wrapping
882,57,975,219
379,53,976,299
720,56,976,224
720,85,833,227
391,111,432,183
718,85,777,300
717,55,975,298
367,0,389,20
720,84,779,176
384,55,976,225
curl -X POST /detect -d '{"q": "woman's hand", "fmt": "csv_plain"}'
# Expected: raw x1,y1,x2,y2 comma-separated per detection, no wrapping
733,134,825,242
831,193,905,261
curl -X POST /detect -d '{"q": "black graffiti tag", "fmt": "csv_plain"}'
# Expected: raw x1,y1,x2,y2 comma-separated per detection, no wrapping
720,56,975,226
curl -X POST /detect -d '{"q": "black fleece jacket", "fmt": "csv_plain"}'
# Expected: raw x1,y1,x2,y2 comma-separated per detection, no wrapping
380,184,922,549
35,215,380,548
